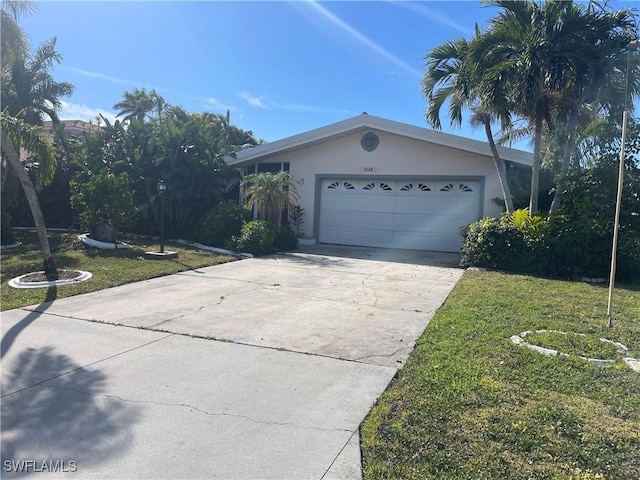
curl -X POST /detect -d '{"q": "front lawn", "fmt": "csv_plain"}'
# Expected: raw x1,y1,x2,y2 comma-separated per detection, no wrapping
1,231,236,311
361,271,639,480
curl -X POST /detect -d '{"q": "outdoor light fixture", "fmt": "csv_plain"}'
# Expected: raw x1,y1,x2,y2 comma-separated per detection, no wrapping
157,179,166,254
607,39,639,329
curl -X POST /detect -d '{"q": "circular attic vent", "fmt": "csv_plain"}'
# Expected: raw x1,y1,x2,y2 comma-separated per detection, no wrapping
361,131,379,152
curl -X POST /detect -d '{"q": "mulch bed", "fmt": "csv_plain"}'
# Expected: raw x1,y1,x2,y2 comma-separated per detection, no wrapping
20,270,84,282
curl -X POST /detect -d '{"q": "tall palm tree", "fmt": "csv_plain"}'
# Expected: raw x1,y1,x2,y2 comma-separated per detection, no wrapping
1,1,33,69
472,0,637,214
2,38,73,125
547,6,638,215
1,112,57,274
423,33,515,212
113,88,165,122
243,171,299,228
1,2,72,276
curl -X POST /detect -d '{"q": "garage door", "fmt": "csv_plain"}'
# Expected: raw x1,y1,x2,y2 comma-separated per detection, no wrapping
318,178,481,252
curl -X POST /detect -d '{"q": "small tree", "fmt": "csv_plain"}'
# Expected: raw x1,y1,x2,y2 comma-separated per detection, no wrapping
70,170,134,243
243,172,299,228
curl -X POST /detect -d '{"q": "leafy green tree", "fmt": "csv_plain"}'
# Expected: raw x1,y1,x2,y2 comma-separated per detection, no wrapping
243,172,299,228
70,170,134,242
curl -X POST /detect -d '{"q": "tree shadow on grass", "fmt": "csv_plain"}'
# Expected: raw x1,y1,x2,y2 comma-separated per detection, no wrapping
1,346,139,477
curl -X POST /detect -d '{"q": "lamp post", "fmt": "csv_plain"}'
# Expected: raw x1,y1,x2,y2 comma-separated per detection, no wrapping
157,179,166,254
607,39,639,329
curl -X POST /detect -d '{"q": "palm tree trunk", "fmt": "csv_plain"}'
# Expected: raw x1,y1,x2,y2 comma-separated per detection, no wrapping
549,111,578,216
484,120,514,213
1,130,57,276
529,114,544,214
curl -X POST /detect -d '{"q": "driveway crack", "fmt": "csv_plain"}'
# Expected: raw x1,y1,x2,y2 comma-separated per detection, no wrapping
354,345,413,362
148,295,227,328
40,385,352,434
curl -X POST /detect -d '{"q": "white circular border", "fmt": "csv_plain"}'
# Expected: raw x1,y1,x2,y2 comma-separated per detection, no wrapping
510,329,635,368
9,270,92,289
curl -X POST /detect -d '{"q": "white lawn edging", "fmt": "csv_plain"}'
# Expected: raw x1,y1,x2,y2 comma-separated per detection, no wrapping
79,233,132,250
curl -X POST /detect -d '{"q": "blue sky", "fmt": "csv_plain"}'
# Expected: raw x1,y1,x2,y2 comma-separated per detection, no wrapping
19,1,638,146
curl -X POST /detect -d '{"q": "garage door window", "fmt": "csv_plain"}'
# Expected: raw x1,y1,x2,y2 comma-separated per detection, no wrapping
400,183,432,191
363,182,393,191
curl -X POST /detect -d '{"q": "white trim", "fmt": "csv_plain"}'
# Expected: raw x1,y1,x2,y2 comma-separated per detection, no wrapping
9,270,92,289
79,233,132,250
224,114,533,167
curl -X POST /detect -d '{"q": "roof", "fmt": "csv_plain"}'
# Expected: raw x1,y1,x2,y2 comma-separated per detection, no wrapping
42,119,101,136
224,113,533,167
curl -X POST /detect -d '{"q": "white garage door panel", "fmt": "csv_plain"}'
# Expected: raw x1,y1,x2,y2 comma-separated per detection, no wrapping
319,178,481,252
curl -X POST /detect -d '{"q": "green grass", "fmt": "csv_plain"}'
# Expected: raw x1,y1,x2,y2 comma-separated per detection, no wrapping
361,271,640,480
524,331,623,360
1,231,237,311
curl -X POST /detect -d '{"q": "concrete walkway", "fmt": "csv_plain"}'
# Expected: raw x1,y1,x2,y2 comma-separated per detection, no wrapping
1,245,463,479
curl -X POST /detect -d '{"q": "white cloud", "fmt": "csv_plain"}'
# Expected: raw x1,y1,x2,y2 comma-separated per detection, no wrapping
301,1,422,80
203,97,238,113
59,101,118,124
64,66,131,85
237,91,270,109
392,2,473,36
236,91,353,115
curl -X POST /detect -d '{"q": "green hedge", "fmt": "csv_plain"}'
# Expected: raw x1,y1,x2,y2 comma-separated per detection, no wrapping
461,213,640,281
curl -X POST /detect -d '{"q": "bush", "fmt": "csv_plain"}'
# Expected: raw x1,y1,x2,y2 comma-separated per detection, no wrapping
544,217,611,279
461,213,639,281
1,211,16,245
195,201,251,247
227,220,276,256
70,170,134,241
460,217,544,274
273,226,298,252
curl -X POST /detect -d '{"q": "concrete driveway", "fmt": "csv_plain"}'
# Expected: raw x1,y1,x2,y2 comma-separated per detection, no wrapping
1,245,463,479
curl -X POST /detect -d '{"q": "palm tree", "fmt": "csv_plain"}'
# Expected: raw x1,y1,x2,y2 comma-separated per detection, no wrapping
423,33,515,212
1,1,33,68
1,2,73,277
547,6,638,215
243,171,299,228
1,112,57,275
472,0,637,214
2,38,73,125
113,88,165,122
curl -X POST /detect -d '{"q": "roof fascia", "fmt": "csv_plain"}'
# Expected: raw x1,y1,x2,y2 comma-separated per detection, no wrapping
224,114,533,167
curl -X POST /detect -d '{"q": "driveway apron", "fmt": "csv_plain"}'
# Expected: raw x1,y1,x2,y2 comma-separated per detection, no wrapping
1,245,463,479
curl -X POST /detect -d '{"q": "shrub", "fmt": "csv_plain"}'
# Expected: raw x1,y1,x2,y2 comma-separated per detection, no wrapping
1,211,16,245
503,208,548,238
461,213,639,281
195,201,251,247
273,226,298,252
227,220,276,256
70,170,134,241
460,217,542,274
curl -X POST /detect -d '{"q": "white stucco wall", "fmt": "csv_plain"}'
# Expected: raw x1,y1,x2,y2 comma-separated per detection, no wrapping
251,129,504,239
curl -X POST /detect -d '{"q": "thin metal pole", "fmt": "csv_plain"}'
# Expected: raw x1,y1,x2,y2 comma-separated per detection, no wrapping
160,192,165,254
